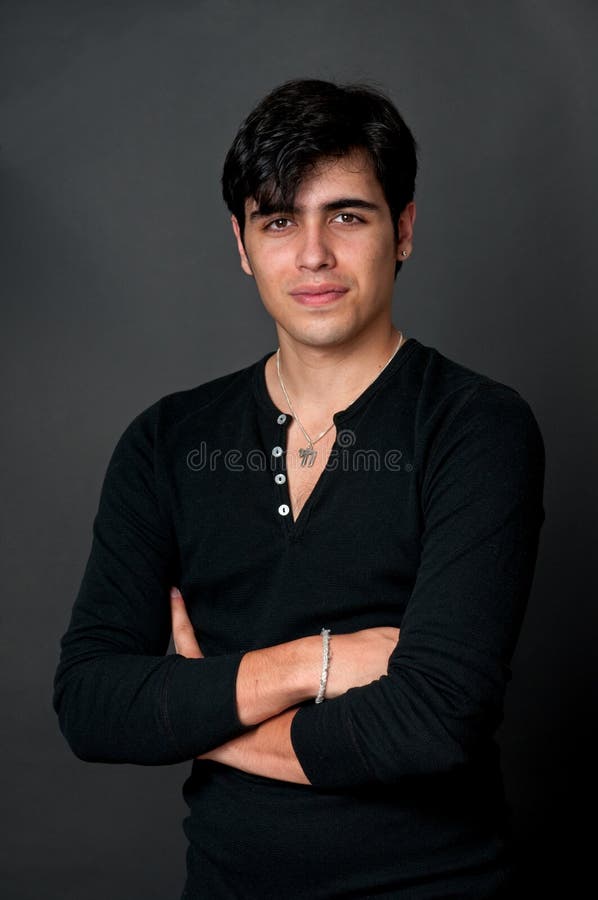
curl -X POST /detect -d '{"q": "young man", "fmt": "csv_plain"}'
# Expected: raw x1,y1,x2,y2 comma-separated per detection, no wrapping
54,79,545,898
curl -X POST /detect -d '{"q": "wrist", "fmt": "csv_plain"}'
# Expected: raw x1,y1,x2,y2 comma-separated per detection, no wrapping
314,628,331,703
289,634,324,703
235,637,321,726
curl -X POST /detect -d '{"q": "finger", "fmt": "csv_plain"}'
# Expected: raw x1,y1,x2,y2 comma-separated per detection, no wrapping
170,587,203,658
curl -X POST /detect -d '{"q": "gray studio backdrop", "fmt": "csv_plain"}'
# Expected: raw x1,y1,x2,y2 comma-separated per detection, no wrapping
2,1,596,898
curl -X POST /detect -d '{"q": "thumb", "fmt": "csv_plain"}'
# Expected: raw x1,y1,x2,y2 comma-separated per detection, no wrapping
170,587,203,659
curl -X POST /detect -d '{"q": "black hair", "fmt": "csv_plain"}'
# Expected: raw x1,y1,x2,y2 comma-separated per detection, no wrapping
221,78,418,277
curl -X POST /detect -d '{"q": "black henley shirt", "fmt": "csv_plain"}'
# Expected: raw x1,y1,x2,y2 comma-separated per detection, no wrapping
53,336,545,899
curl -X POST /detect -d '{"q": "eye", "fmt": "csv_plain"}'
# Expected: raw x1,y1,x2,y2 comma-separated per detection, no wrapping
265,218,291,231
333,213,363,225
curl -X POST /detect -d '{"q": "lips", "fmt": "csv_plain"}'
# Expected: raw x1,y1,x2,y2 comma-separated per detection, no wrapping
290,284,349,306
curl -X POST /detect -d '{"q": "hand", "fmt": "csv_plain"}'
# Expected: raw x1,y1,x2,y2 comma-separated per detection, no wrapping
170,587,204,658
324,626,400,699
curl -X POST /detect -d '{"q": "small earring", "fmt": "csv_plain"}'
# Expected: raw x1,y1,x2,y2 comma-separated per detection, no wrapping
401,250,408,258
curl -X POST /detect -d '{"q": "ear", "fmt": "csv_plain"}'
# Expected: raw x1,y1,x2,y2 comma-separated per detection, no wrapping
231,215,254,277
396,201,416,262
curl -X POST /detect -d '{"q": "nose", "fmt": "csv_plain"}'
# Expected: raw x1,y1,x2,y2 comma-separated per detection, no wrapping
295,221,336,271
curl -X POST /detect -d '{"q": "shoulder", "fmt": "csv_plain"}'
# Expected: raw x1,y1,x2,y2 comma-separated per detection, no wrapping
402,340,545,500
407,337,543,440
111,355,266,453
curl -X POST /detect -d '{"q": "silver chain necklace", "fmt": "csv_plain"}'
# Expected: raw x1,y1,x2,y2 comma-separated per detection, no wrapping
275,330,405,467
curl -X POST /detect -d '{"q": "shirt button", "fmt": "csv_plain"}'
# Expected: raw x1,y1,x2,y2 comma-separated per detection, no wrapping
278,503,290,516
272,446,283,457
274,473,286,485
277,413,287,424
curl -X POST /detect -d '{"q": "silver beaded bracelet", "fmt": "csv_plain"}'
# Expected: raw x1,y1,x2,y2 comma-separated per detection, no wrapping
315,627,331,703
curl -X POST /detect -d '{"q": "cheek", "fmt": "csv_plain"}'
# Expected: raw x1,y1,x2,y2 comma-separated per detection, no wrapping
253,266,281,297
350,225,395,262
249,262,288,312
359,240,395,280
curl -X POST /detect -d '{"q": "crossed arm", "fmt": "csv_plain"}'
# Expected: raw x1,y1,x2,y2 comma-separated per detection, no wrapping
169,588,399,784
54,387,545,786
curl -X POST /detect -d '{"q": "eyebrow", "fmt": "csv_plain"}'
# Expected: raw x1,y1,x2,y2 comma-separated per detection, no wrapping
249,198,382,222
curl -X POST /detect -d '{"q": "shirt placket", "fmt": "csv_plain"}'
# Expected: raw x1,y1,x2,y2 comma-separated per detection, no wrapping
267,411,295,533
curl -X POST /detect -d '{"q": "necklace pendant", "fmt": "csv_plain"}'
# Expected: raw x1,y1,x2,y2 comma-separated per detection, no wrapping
298,446,317,467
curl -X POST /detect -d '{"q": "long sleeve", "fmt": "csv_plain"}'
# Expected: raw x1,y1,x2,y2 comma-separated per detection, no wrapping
53,401,251,765
290,384,546,788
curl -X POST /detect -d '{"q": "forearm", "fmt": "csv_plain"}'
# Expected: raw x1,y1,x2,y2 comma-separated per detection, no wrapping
205,628,400,782
235,636,321,726
54,648,251,765
199,707,310,784
232,624,402,728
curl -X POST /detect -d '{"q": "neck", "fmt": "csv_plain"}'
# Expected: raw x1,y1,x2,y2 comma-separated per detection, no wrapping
269,322,403,420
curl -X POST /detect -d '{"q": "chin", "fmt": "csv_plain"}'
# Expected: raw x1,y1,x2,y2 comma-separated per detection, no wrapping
288,327,357,349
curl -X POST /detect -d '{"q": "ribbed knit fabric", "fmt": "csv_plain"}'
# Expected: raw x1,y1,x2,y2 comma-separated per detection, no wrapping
54,337,545,898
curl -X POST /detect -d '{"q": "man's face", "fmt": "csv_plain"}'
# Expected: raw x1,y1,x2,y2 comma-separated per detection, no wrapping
231,150,415,350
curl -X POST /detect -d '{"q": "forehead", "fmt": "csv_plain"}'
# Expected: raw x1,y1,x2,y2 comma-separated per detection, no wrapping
244,150,384,216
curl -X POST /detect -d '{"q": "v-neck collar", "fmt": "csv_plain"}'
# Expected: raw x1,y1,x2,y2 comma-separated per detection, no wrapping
252,336,419,422
250,337,419,539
